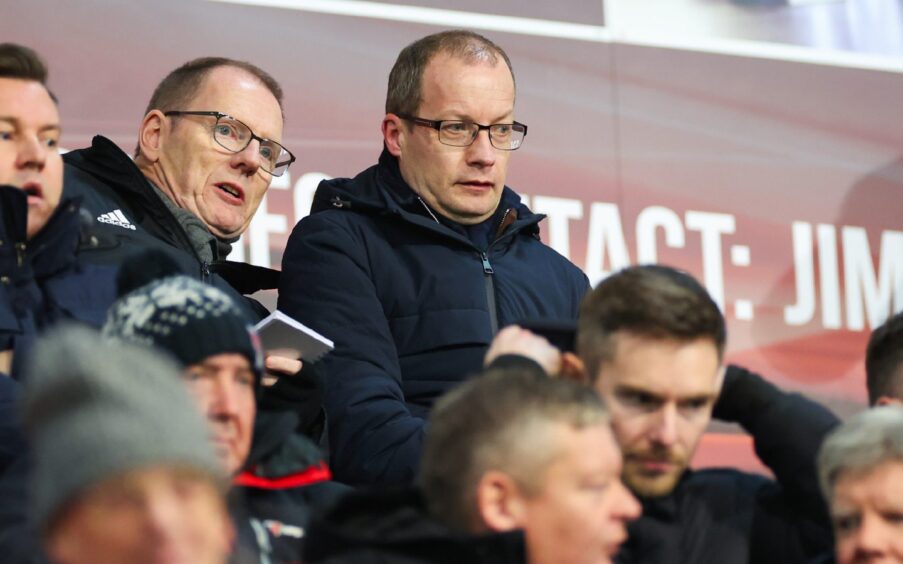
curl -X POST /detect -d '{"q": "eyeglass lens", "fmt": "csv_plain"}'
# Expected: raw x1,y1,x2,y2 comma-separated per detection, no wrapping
438,121,525,150
212,115,291,175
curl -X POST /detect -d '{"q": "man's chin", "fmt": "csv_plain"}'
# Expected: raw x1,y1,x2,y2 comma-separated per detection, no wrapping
623,464,684,498
206,219,245,242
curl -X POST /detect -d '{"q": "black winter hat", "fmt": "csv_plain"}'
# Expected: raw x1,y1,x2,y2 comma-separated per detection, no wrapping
101,275,264,385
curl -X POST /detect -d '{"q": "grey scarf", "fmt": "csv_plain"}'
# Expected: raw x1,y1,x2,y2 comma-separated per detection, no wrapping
151,184,237,263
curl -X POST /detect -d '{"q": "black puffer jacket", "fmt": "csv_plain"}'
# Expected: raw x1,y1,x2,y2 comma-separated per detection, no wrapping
62,136,274,320
232,402,350,564
0,185,117,378
303,487,527,564
278,149,590,486
615,365,840,564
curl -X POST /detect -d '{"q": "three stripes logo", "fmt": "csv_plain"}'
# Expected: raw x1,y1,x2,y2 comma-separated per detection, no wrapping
97,209,136,231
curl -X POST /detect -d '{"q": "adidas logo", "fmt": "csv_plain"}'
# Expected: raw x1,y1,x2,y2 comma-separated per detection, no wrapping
97,209,136,231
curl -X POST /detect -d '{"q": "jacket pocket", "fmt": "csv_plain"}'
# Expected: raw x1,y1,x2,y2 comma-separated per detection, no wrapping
389,308,493,357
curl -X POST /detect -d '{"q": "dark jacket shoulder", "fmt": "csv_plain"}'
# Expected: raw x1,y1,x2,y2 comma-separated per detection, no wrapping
303,487,526,564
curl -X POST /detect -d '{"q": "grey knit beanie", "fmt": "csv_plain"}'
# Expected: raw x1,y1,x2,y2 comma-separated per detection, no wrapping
101,275,264,386
22,325,225,531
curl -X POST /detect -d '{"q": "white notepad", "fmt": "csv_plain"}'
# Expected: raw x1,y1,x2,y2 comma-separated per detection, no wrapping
254,310,334,362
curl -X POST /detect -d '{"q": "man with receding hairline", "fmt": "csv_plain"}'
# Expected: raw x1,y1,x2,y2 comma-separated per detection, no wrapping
61,56,318,435
279,30,589,487
63,56,295,320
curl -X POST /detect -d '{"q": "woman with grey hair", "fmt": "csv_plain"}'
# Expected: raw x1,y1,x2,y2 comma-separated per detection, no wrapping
816,406,903,564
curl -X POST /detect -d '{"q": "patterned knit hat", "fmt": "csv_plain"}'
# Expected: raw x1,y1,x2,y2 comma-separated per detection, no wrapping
101,275,264,385
22,325,225,530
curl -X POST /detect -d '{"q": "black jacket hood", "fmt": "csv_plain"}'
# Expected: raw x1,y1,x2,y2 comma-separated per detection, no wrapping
311,148,542,242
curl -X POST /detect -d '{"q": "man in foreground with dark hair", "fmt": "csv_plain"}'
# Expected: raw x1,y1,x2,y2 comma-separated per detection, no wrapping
279,29,589,487
577,265,837,563
303,367,639,563
0,42,115,378
487,264,840,563
864,310,903,406
63,55,294,319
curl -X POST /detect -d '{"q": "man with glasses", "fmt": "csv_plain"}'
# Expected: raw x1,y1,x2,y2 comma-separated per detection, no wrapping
63,57,294,318
278,30,590,486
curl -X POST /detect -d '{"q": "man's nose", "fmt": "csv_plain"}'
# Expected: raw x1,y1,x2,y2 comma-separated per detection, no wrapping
852,514,889,557
650,404,679,447
209,378,241,417
465,128,497,168
142,488,182,540
614,480,642,521
231,139,263,175
16,135,47,170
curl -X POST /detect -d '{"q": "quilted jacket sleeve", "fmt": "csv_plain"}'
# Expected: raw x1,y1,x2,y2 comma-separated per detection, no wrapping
278,213,425,486
713,364,840,560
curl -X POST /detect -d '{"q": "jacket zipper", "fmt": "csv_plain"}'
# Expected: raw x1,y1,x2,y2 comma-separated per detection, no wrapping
481,251,499,336
480,207,517,338
15,242,26,268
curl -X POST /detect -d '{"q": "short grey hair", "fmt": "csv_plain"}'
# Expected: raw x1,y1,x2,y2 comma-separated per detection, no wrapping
418,366,607,531
817,405,903,502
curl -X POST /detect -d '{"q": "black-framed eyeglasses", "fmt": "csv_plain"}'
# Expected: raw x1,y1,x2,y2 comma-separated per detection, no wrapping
164,110,296,177
397,114,528,151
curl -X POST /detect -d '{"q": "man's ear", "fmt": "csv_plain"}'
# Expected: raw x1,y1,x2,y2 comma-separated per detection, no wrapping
475,470,527,532
876,395,903,407
137,110,167,163
382,113,405,157
559,352,588,384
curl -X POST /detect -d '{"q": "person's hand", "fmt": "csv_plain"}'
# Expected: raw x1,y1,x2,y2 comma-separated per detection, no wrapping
0,349,12,376
262,354,303,387
484,325,562,376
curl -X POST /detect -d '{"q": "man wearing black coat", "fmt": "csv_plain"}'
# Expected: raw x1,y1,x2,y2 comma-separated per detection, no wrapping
576,265,839,563
278,30,590,487
486,264,840,563
62,56,296,321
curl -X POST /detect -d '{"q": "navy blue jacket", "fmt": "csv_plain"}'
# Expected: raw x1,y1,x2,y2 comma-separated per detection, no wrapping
278,150,590,486
0,186,116,378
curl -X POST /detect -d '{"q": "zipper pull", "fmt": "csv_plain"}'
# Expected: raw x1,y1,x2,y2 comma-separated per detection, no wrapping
15,242,26,267
480,252,494,275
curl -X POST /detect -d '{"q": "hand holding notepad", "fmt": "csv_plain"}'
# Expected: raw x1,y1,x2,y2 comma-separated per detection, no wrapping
254,310,334,362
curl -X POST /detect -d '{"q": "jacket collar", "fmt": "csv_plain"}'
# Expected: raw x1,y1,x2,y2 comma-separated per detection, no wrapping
0,185,81,279
64,136,198,255
314,147,543,248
